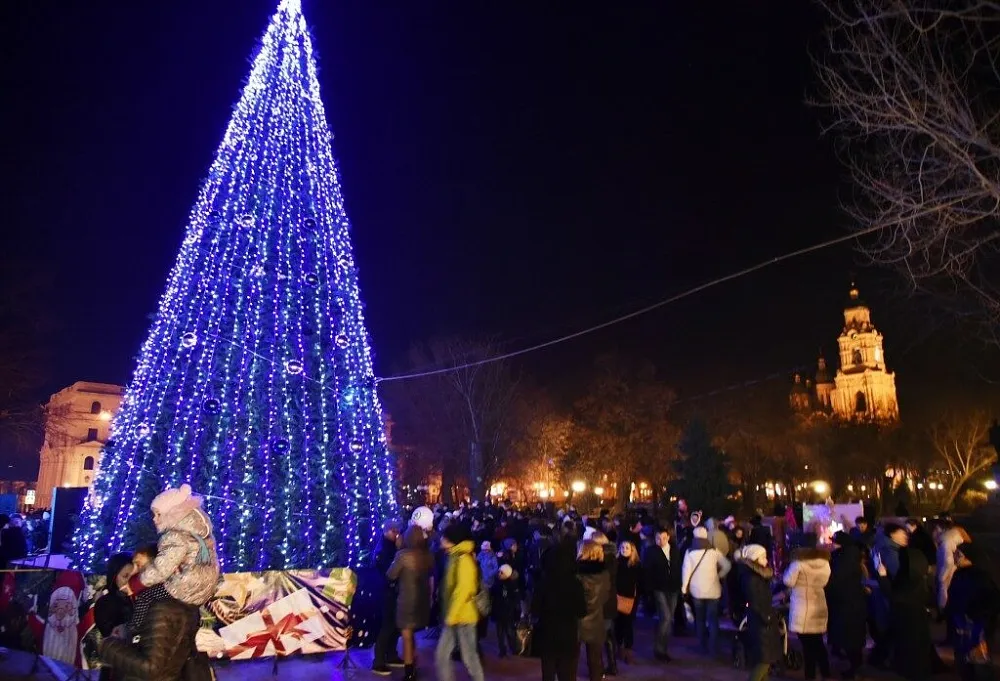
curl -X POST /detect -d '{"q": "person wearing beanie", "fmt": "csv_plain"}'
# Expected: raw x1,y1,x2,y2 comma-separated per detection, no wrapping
490,562,522,657
123,484,219,608
434,523,485,681
736,544,780,681
681,525,730,657
946,541,1000,679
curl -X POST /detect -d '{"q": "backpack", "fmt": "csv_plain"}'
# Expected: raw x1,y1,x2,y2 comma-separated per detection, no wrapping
473,558,491,618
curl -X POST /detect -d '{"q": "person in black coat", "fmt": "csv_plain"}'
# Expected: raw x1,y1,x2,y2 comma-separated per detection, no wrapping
387,526,432,681
99,597,204,681
614,541,643,662
490,564,522,657
593,532,619,676
372,520,403,674
577,541,610,681
874,539,935,681
643,527,681,662
946,542,1000,681
826,532,867,680
905,519,937,573
737,544,781,681
94,553,134,681
533,538,587,681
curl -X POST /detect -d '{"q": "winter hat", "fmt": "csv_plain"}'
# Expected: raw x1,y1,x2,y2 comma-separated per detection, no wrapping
741,544,767,566
498,564,513,579
410,506,434,532
151,483,202,531
481,541,493,552
693,527,708,540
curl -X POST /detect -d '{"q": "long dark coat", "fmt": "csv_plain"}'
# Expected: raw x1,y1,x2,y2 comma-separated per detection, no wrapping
739,561,781,667
577,558,610,644
878,547,934,681
601,543,618,620
532,540,586,656
387,547,432,630
826,543,867,655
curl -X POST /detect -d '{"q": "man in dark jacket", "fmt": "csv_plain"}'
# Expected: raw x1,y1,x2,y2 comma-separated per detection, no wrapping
643,527,680,662
373,519,404,675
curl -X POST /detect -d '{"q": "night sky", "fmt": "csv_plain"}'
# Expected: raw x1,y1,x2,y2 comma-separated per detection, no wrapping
0,0,980,476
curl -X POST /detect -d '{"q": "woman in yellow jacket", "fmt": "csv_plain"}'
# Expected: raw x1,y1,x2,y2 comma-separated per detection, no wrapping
434,524,486,681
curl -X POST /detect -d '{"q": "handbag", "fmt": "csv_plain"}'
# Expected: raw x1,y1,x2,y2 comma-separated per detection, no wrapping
515,617,534,657
616,592,635,615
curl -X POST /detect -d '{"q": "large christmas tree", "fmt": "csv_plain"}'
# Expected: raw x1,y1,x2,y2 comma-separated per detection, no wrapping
74,0,397,573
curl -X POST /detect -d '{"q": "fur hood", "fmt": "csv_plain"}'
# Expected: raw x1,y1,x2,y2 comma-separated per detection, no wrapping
576,558,607,576
790,547,831,563
740,559,774,581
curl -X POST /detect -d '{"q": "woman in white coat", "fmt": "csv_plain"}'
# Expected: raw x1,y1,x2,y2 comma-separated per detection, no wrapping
783,533,831,681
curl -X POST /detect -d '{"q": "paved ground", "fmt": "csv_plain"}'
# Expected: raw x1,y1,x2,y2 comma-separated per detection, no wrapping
0,618,968,681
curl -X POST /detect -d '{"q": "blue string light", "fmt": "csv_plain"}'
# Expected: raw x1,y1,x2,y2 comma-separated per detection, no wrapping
73,0,397,572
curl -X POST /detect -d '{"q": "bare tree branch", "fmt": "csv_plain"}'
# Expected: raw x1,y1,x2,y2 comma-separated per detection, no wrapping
928,407,996,508
813,0,1000,341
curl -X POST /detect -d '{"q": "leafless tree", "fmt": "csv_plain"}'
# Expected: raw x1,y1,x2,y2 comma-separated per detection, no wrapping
813,0,1000,339
568,355,676,510
929,407,997,508
382,337,520,503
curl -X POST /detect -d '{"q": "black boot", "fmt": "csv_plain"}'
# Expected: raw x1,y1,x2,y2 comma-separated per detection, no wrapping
604,637,618,676
403,663,416,681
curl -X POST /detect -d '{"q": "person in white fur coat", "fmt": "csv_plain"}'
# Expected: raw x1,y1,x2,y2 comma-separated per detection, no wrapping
783,533,831,681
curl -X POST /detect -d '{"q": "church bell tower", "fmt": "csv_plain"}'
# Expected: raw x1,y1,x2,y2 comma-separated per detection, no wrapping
829,284,899,422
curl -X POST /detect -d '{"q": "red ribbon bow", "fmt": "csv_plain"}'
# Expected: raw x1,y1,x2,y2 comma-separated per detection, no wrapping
226,610,310,658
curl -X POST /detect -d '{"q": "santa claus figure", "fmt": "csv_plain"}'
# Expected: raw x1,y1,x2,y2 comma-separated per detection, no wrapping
28,571,94,668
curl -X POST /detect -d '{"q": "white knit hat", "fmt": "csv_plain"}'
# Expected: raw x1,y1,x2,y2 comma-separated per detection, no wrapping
742,544,767,565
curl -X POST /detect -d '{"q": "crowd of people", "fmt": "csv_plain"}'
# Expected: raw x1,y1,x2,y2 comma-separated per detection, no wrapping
370,501,1000,681
6,489,1000,681
0,511,49,568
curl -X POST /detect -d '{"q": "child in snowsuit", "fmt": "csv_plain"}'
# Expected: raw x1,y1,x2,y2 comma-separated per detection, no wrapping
122,484,220,606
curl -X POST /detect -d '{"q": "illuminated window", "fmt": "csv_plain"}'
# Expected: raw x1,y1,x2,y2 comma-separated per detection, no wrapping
90,401,102,414
83,456,95,471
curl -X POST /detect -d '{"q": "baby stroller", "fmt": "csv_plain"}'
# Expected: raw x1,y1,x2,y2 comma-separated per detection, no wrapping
731,602,803,676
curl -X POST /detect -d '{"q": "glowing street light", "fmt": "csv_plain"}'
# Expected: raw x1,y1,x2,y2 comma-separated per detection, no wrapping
812,480,830,495
985,480,998,491
571,480,587,494
594,486,605,496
